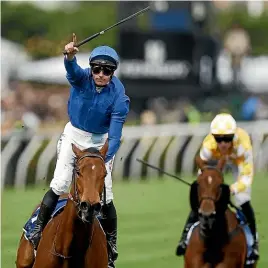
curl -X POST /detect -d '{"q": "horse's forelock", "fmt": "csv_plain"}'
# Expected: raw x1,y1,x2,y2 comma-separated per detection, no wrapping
199,166,223,184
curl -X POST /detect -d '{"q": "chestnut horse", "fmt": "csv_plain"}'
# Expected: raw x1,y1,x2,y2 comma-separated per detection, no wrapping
184,157,250,268
16,142,109,268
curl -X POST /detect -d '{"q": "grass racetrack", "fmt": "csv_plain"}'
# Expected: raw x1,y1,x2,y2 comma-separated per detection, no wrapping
2,174,268,268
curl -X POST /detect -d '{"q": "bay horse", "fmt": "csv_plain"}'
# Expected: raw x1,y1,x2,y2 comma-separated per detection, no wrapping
184,157,252,268
16,142,109,268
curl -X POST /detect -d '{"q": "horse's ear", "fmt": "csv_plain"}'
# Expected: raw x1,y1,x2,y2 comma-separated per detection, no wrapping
217,157,226,171
72,143,82,157
195,155,206,172
99,139,109,158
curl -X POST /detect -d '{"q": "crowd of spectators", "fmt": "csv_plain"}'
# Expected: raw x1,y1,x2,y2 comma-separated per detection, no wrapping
2,82,268,136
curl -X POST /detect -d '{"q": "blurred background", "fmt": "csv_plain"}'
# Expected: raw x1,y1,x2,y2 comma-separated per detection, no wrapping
1,1,268,268
2,0,268,134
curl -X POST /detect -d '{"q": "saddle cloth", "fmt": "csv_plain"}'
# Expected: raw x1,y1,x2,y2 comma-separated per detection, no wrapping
23,198,104,240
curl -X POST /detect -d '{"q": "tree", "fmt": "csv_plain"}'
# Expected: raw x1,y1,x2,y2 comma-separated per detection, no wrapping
1,2,117,59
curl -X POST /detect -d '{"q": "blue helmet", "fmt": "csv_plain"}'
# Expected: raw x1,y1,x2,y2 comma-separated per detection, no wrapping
89,46,119,69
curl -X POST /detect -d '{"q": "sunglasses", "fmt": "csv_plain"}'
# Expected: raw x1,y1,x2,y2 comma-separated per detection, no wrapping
91,65,114,76
213,135,234,143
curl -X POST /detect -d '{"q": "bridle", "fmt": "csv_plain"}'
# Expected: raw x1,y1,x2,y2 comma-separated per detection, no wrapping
199,165,223,205
68,152,107,208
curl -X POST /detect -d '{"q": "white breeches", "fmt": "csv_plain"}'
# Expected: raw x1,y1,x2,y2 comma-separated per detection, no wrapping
50,122,114,203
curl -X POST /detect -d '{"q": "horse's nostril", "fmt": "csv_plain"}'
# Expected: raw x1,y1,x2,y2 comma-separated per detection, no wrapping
80,201,91,211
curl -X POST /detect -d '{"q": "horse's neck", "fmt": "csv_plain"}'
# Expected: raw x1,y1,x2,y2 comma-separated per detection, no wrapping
202,208,237,244
212,214,228,235
54,200,91,256
200,213,228,244
200,213,228,264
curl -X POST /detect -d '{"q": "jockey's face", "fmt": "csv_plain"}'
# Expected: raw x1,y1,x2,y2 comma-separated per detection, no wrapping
213,134,234,154
91,65,114,87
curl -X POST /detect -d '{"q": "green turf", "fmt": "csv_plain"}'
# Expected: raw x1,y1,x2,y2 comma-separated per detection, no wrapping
2,174,268,267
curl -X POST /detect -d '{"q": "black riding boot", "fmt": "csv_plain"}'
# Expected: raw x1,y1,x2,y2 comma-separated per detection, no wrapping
241,201,259,261
176,210,198,256
100,201,118,268
28,188,59,250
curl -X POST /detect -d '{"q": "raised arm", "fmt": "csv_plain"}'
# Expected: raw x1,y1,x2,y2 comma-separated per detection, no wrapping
64,33,85,86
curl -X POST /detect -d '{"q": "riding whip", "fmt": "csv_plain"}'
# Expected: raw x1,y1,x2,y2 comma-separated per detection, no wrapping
63,6,150,55
137,158,239,209
136,158,191,186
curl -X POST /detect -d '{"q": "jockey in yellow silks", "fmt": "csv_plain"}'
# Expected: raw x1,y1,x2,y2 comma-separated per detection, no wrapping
175,113,259,261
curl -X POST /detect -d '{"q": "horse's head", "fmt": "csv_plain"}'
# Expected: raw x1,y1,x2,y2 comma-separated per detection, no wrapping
71,140,108,224
191,157,231,233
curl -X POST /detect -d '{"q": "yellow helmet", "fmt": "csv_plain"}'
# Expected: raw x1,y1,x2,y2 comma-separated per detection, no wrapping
210,113,237,135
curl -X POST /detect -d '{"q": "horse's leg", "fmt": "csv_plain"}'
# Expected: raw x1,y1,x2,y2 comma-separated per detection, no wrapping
16,234,35,268
186,261,210,268
220,230,247,268
184,252,207,268
215,250,246,268
184,229,207,268
215,259,247,268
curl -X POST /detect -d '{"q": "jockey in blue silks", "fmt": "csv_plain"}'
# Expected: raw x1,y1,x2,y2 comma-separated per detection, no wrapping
28,33,130,268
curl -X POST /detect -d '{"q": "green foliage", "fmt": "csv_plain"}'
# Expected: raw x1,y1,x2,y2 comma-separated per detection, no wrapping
217,7,268,55
1,2,117,59
2,2,268,58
